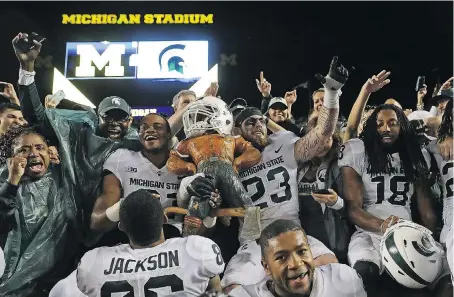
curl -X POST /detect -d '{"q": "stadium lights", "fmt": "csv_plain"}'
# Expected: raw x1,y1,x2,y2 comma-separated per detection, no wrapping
189,64,218,97
52,68,96,108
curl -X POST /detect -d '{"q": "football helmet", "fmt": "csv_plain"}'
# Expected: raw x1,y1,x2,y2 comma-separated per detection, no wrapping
380,220,444,289
183,96,233,138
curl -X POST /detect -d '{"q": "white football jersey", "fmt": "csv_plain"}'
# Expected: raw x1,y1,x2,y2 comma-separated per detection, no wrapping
49,270,87,297
104,148,183,225
338,139,431,223
238,131,300,230
77,236,225,297
228,263,366,297
427,140,454,242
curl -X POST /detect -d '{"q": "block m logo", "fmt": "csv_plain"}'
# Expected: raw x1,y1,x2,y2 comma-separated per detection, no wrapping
220,53,237,66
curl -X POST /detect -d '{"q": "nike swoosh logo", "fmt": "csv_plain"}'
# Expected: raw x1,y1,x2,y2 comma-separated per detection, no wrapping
275,145,283,154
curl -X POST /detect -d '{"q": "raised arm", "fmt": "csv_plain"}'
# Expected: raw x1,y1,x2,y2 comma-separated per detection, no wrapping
294,56,350,163
343,70,391,142
12,33,57,140
0,82,20,106
255,71,272,114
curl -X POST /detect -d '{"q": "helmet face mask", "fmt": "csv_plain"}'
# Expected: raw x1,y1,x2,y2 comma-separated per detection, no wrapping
183,96,233,138
380,220,444,289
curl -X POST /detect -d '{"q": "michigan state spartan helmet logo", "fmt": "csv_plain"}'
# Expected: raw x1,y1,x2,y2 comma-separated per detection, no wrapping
159,44,186,75
111,97,121,105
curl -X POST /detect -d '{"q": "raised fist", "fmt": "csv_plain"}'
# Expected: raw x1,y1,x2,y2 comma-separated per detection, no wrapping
12,33,43,68
315,56,353,91
7,156,27,185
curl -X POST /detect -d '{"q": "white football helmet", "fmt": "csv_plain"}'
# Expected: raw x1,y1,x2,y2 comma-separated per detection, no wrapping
380,220,444,289
183,96,233,138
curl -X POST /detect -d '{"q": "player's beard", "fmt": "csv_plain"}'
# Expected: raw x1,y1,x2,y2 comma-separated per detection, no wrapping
252,136,271,151
379,136,401,154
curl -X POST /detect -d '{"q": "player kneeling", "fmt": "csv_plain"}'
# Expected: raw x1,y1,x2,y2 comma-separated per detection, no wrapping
227,219,366,297
53,189,225,297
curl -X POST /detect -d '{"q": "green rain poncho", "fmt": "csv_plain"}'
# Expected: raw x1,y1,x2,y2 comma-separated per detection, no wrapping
0,82,139,296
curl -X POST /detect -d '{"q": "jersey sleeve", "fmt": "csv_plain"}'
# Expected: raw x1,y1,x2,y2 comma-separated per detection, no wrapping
103,148,126,181
324,263,367,297
306,235,335,258
228,285,253,297
76,248,102,296
337,138,366,176
185,235,225,278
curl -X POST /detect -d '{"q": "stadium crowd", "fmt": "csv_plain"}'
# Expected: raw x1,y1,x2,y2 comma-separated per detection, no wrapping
0,32,452,297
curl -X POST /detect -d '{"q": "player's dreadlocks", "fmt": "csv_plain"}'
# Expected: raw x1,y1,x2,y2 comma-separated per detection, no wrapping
437,99,453,143
360,104,429,183
0,125,47,165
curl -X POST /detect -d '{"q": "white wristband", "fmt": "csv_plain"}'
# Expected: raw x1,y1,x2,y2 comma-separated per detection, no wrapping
202,216,217,228
323,88,341,109
329,196,344,210
106,200,122,222
18,68,36,86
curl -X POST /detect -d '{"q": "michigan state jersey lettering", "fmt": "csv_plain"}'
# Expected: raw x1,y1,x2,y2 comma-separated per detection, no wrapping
238,131,300,229
104,148,182,224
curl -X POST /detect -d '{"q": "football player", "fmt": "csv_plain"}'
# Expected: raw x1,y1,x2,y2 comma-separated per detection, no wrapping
426,98,453,246
90,113,183,244
340,103,451,296
426,98,453,274
228,219,366,297
77,189,224,297
182,56,351,291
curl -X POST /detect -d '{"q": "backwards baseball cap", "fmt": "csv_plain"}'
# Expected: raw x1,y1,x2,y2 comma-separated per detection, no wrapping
98,96,131,117
431,88,454,106
234,107,264,127
410,119,436,145
268,97,288,110
230,98,248,121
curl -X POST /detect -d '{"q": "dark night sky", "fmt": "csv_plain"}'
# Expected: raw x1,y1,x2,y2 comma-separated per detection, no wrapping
0,1,452,118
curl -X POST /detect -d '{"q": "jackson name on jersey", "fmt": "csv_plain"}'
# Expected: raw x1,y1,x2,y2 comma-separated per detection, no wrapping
77,236,225,297
104,148,182,210
238,131,301,229
338,138,431,223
